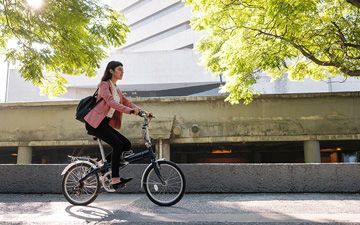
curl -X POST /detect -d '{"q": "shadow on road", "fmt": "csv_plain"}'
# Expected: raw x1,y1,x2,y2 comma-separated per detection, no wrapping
65,205,113,221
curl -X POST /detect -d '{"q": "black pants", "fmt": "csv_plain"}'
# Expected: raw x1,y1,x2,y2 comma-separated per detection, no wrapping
85,117,131,178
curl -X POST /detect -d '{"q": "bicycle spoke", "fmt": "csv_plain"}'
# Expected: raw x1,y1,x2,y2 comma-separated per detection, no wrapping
165,176,181,182
63,164,99,205
145,162,184,205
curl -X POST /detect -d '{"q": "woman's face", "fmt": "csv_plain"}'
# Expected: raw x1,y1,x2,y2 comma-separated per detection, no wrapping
112,65,124,80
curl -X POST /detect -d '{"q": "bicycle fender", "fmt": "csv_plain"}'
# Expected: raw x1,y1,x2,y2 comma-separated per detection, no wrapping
141,158,166,189
61,160,96,176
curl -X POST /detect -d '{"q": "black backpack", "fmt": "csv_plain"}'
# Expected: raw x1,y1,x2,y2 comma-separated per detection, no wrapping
75,88,103,123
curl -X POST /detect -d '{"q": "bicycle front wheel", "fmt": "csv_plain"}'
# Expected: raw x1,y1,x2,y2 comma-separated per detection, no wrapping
143,160,186,206
62,162,100,205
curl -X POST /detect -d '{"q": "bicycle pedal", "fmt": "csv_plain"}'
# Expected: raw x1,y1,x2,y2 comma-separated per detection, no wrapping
120,161,129,166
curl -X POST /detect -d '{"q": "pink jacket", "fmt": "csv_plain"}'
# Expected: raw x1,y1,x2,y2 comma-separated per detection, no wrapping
84,81,140,129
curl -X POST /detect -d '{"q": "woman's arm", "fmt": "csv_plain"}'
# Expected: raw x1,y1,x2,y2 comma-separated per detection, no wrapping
118,88,141,111
98,81,133,114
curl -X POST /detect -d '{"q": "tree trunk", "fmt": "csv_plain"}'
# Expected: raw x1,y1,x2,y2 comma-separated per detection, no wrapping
347,0,360,8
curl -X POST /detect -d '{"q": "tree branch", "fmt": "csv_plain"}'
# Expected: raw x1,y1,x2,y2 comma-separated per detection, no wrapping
291,43,332,66
344,43,360,50
331,21,360,50
243,26,360,77
347,0,360,8
331,21,347,43
340,68,360,76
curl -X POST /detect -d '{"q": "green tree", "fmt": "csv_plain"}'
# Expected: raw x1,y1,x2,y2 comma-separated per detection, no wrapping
184,0,360,104
0,0,129,97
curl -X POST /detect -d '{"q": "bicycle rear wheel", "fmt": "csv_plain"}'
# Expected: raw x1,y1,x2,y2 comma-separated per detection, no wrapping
62,162,100,205
143,160,185,206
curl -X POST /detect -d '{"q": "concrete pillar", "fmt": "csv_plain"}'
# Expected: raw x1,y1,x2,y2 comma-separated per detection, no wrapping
156,139,170,160
17,146,32,164
304,141,321,163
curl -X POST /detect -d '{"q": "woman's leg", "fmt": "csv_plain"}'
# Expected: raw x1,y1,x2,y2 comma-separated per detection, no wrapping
111,128,132,151
103,127,132,185
86,121,112,163
85,119,125,179
104,127,132,162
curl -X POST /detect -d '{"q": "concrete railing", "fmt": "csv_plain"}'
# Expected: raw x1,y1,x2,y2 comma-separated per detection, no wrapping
1,93,360,152
0,164,359,194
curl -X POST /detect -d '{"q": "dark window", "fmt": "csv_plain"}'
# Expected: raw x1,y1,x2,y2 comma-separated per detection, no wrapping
32,144,154,164
320,140,360,163
32,146,111,164
0,147,18,164
171,142,304,163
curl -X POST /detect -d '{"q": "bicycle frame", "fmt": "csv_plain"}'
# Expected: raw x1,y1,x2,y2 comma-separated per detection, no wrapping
78,112,165,184
124,147,156,162
97,111,155,163
62,112,185,207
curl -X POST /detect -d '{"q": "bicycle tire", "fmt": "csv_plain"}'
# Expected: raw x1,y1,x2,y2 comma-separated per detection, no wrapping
143,160,186,206
62,162,100,205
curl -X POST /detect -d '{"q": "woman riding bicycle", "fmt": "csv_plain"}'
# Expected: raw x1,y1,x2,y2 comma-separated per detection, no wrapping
84,60,152,189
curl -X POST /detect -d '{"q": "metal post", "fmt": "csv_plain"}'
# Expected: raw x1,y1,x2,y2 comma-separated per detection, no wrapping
97,139,107,162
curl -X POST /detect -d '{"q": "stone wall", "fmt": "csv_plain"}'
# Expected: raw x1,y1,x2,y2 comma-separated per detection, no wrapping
1,93,359,149
0,164,359,193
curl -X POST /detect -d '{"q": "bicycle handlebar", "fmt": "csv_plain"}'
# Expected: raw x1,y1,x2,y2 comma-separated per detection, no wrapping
138,110,155,119
138,110,153,146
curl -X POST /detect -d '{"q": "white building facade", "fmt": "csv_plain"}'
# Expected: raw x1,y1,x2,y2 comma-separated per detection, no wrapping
2,0,359,102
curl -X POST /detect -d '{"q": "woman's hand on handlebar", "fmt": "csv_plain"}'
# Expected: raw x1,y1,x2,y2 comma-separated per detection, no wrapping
147,112,154,121
137,110,154,119
133,108,140,116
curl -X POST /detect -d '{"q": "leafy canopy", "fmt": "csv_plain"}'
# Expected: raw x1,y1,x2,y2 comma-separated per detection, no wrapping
184,0,360,104
0,0,129,97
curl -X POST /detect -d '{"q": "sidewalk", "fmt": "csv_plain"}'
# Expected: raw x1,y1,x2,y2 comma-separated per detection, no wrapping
0,193,360,224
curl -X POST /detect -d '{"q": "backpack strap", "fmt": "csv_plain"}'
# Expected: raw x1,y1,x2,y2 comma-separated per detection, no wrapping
93,88,99,97
93,87,103,105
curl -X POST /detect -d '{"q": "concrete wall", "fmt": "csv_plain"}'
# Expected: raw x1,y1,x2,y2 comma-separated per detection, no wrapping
0,164,359,193
0,93,359,149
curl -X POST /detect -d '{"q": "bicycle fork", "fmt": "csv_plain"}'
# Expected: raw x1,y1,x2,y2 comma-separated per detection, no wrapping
151,160,166,185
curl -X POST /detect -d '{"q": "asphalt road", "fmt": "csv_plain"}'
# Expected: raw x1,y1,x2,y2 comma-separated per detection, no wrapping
0,193,360,224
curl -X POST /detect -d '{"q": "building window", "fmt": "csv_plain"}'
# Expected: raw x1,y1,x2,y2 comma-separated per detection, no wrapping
31,144,152,164
171,140,360,163
320,140,360,163
171,142,304,163
0,147,17,164
32,146,108,164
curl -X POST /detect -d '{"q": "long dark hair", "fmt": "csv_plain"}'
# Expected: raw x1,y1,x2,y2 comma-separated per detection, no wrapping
101,61,123,81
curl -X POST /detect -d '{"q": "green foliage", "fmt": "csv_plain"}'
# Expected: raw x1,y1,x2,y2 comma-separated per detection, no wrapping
0,0,129,97
184,0,360,104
